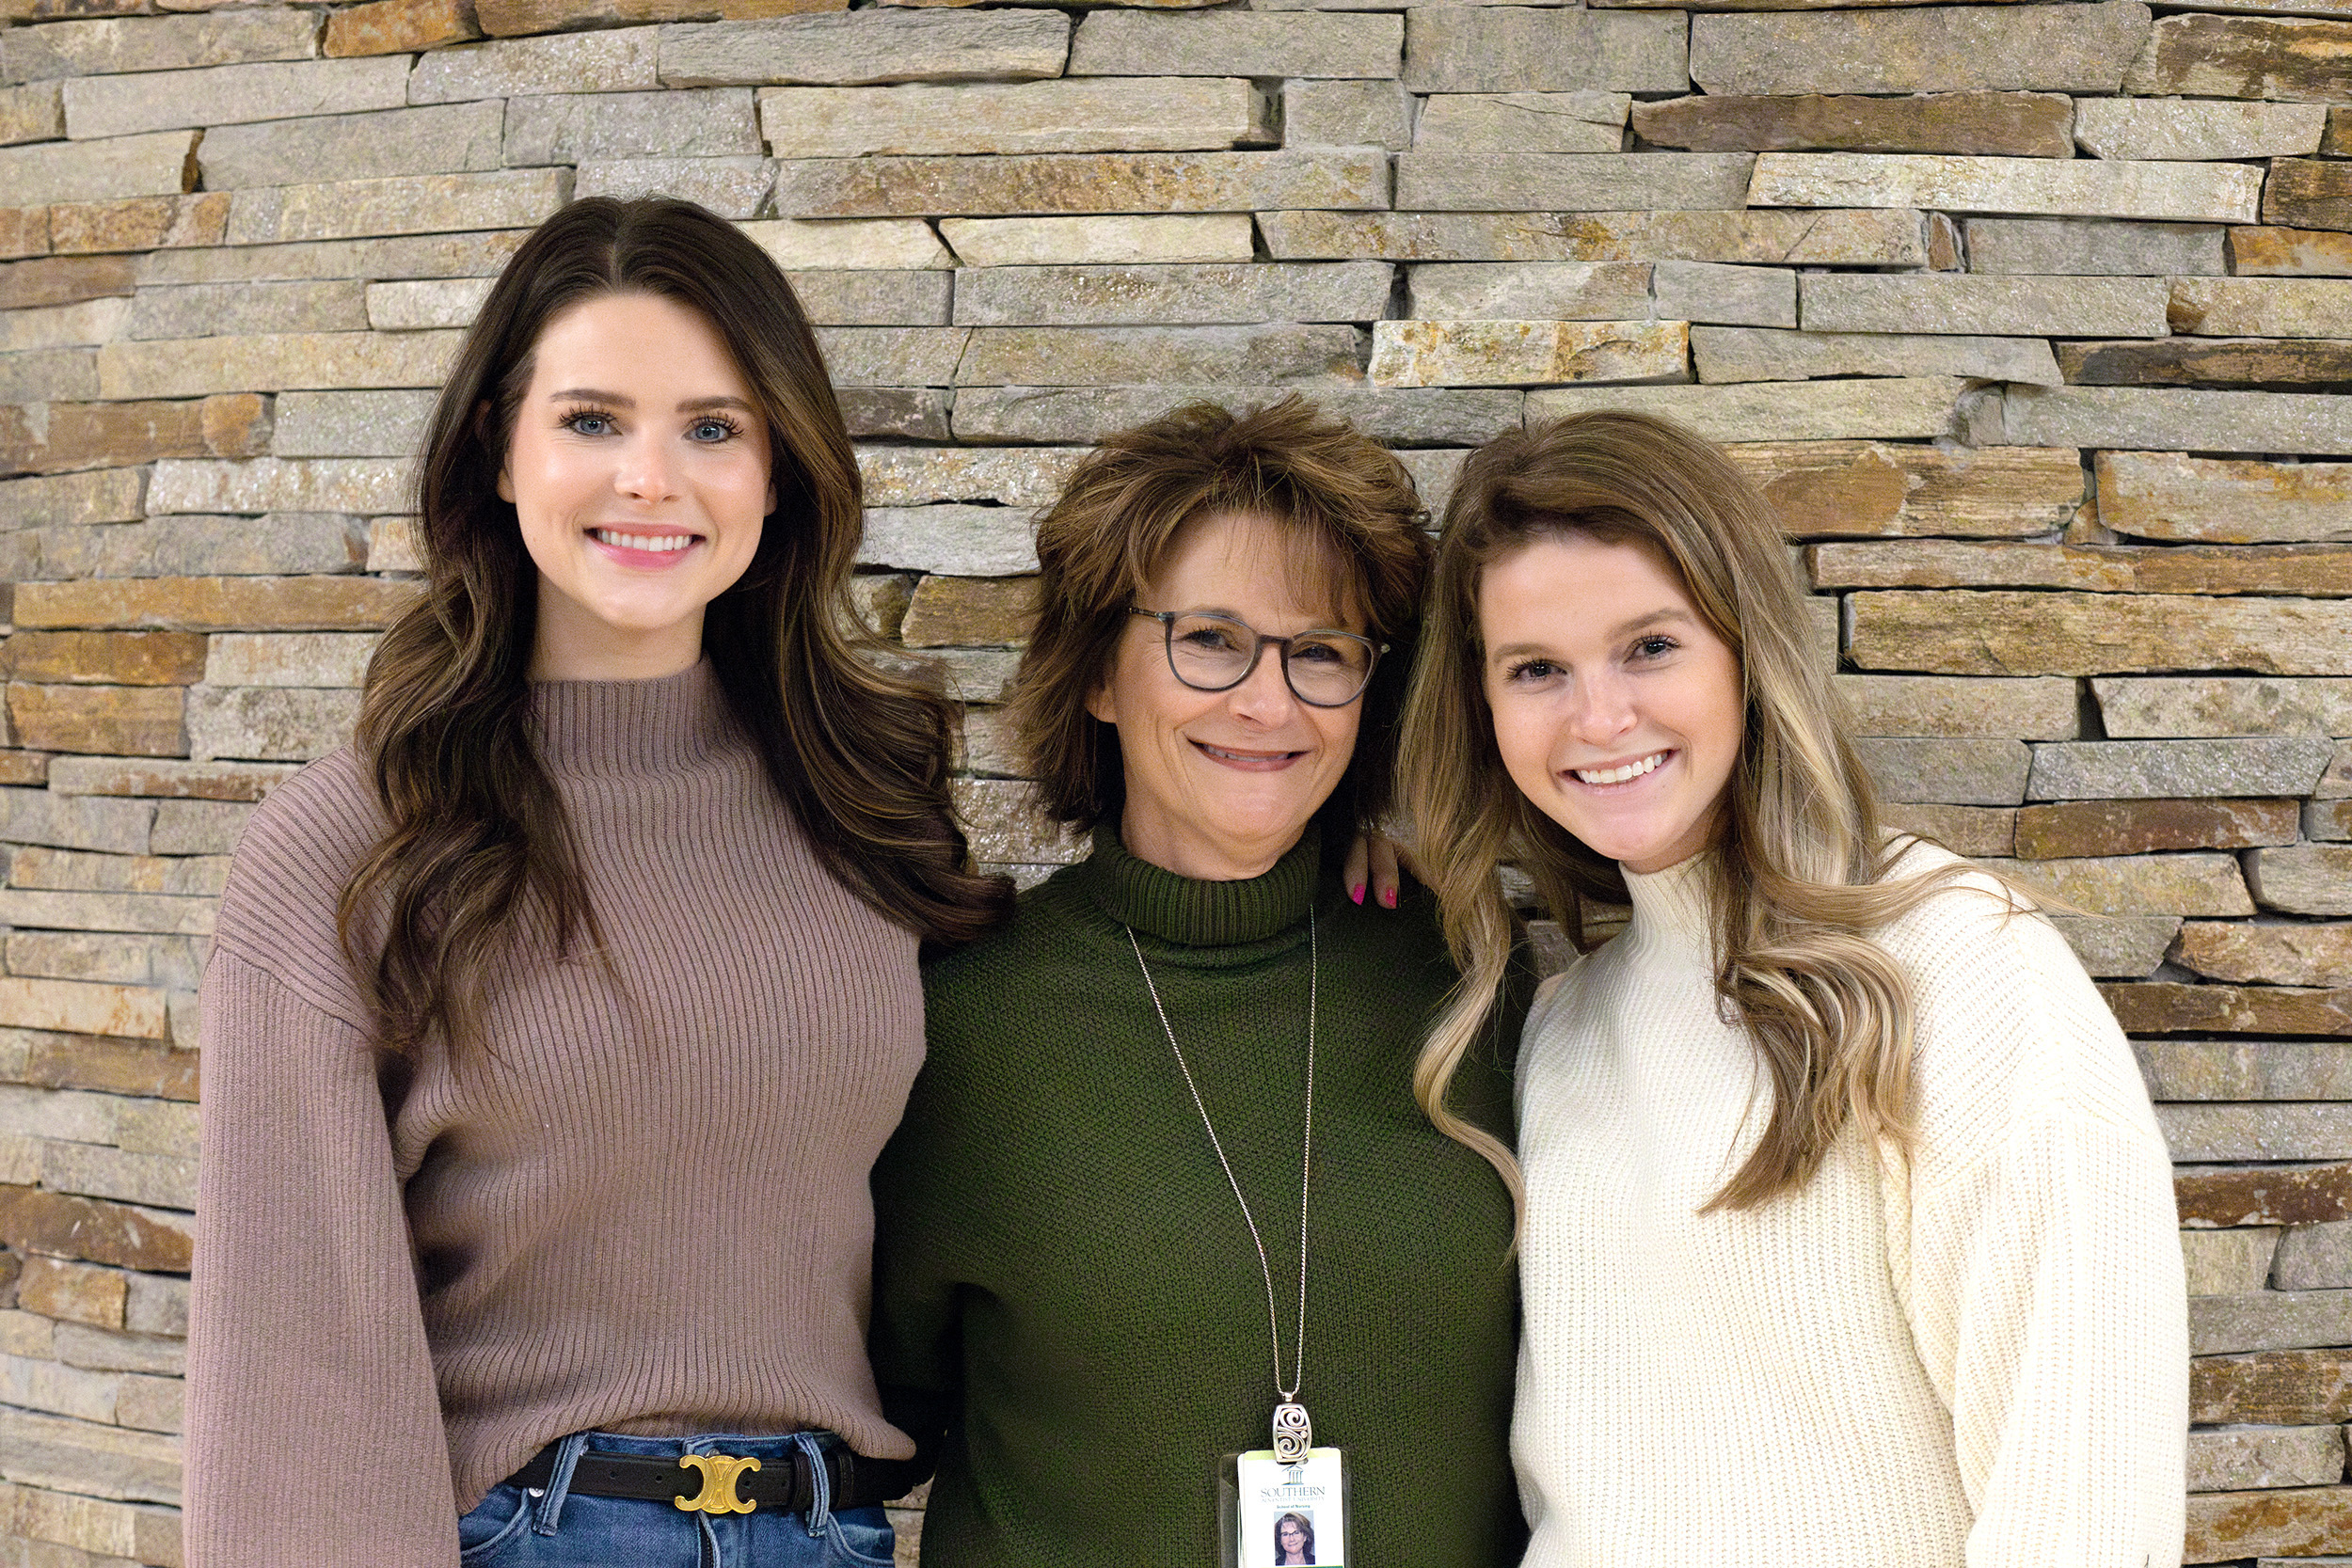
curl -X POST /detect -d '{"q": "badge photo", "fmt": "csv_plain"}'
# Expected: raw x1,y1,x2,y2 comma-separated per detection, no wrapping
1221,1448,1348,1568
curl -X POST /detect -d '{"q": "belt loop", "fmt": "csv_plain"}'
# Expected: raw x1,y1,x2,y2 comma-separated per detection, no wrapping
790,1431,832,1538
531,1433,590,1536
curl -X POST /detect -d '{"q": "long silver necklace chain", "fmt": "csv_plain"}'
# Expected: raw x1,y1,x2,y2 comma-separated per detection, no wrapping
1126,910,1318,1460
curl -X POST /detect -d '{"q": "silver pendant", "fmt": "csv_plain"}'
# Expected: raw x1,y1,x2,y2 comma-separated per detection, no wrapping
1271,1402,1312,1464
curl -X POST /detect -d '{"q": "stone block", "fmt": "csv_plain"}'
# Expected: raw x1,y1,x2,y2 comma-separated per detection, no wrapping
0,348,99,404
926,647,1020,704
0,255,134,313
480,0,840,28
0,295,124,353
2180,923,2352,988
206,632,375,689
2276,1222,2352,1290
1403,8,1686,95
741,218,951,271
408,28,660,103
148,456,413,515
902,576,1033,648
325,0,481,56
1635,91,2073,158
2004,387,2352,456
1283,79,1409,151
1069,11,1396,78
2027,737,2335,800
774,150,1387,217
2061,337,2352,388
48,191,228,257
2196,1291,2352,1356
1,10,317,81
0,788,151,855
954,262,1391,327
2099,453,2352,546
226,169,571,246
1726,442,2079,540
2180,1164,2352,1229
100,332,459,400
0,396,205,476
1805,274,2170,338
2015,798,2299,858
123,1274,185,1337
2146,1040,2352,1103
1,514,368,582
660,9,1068,87
0,82,66,148
839,388,949,441
16,576,418,632
1404,262,1650,324
0,466,145,528
574,157,771,219
857,445,1082,508
2077,99,2327,161
1881,802,2013,857
1651,262,1794,329
365,277,491,332
16,1257,124,1329
0,203,49,261
951,385,1522,448
1368,319,1687,388
1695,326,2058,385
2166,1105,2352,1163
957,324,1361,388
1526,377,1964,443
940,214,1250,268
861,505,1035,577
1752,150,2258,223
775,271,944,327
2182,1227,2284,1295
1257,208,1931,267
1836,674,2076,739
123,279,368,341
10,930,205,987
952,777,1082,864
1987,850,2255,916
1397,153,1755,214
11,847,224,896
47,754,295,801
185,686,359,762
2111,981,2352,1037
2232,227,2352,277
2172,277,2352,338
0,974,167,1038
2124,14,2352,102
264,392,427,461
1413,92,1626,154
761,78,1260,161
0,1397,183,1499
1851,590,2352,677
2097,677,2352,738
2193,1355,2352,1430
847,576,911,643
1967,217,2226,277
1855,736,2030,805
2052,913,2180,977
1692,3,2150,95
816,325,966,387
4,633,204,688
2251,846,2352,916
2312,800,2352,841
64,58,407,141
134,230,527,288
0,132,195,210
505,88,757,166
40,1142,193,1210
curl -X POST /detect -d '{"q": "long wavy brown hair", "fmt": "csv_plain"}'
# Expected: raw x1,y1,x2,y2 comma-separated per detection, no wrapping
342,197,1009,1060
1401,411,1994,1213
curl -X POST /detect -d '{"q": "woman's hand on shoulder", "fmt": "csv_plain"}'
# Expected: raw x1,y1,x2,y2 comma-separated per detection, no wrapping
1343,830,1422,911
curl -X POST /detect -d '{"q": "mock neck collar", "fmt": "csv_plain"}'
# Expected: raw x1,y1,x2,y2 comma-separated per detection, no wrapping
1621,851,1718,967
527,659,739,776
1076,820,1323,949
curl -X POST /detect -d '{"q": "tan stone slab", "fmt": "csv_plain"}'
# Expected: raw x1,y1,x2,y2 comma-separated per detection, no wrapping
840,387,948,440
2251,845,2352,916
739,217,951,270
97,331,461,400
1257,208,1930,266
325,0,481,56
0,976,167,1039
2097,452,2352,545
14,577,420,632
1368,319,1687,388
124,279,366,341
2181,923,2352,988
188,685,361,762
1413,92,1628,154
2266,161,2352,235
2179,1165,2352,1228
953,777,1082,864
0,295,125,353
952,384,1522,447
365,277,490,332
1814,540,2352,596
781,269,948,326
505,88,758,166
1982,849,2252,915
0,466,146,528
1692,2,2151,95
902,576,1034,648
1695,326,2059,385
956,324,1362,388
1848,590,2352,676
1526,377,1964,443
4,632,206,687
2191,1426,2345,1495
2015,798,2300,857
481,0,837,30
2060,337,2352,388
408,27,660,103
1067,10,1398,77
952,261,1391,326
940,214,1250,267
1403,8,1687,94
0,396,204,476
0,132,195,209
2331,105,2352,153
2171,277,2352,339
2029,736,2335,799
1635,91,2072,157
1396,152,1756,214
2004,387,2352,456
659,9,1070,87
201,103,506,193
2124,14,2352,101
1730,446,2081,541
858,446,1084,508
2179,1227,2283,1295
2076,98,2327,160
6,687,183,757
62,57,407,140
2095,676,2352,737
2233,226,2352,277
1836,673,2077,738
1856,736,2030,804
574,156,771,220
2122,981,2352,1037
0,9,317,80
1880,802,2014,856
774,150,1388,217
758,79,1261,159
1,515,368,582
0,348,96,404
226,169,569,247
1405,261,1650,322
148,456,412,515
0,204,52,260
1967,216,2227,277
1750,151,2260,223
0,83,66,149
132,229,525,287
1281,80,1411,150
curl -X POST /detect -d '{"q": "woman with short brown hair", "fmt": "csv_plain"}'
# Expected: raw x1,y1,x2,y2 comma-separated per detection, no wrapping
870,396,1528,1568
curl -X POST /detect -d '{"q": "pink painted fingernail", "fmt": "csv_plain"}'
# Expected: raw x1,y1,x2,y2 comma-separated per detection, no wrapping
1349,882,1365,905
1381,887,1397,908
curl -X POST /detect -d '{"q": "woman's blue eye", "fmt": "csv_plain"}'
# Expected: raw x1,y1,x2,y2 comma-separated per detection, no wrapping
1508,658,1559,682
565,412,613,436
1180,628,1240,653
1632,636,1677,659
690,419,736,442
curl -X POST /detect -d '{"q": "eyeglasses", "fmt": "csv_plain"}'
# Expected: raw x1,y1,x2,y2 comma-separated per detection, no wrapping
1128,608,1385,708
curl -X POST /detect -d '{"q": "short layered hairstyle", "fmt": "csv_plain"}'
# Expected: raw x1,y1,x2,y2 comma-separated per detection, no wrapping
1011,396,1433,841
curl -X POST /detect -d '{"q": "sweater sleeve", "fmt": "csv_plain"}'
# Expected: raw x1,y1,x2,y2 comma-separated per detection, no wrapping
1892,891,2187,1568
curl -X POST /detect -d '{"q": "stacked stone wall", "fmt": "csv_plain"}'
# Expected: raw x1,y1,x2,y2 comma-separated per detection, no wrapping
0,0,2347,1559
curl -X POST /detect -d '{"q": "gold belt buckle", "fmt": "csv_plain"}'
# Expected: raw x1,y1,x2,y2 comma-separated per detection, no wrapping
675,1452,760,1514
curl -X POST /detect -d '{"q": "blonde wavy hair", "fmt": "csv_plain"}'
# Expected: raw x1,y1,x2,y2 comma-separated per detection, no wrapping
1401,411,1996,1214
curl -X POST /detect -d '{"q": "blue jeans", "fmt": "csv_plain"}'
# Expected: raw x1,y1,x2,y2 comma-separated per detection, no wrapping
457,1430,897,1568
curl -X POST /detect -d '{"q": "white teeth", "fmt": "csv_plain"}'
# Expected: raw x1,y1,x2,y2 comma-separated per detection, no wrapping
593,529,693,553
1573,751,1667,785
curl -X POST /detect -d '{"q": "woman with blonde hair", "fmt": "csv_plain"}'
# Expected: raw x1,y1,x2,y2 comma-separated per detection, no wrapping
1399,410,2187,1566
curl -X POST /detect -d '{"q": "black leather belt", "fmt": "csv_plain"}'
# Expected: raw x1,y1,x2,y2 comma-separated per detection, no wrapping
503,1441,922,1515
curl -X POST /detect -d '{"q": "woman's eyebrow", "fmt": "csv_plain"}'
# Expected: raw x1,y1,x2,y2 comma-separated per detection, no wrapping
679,395,758,414
1605,607,1692,639
548,386,632,405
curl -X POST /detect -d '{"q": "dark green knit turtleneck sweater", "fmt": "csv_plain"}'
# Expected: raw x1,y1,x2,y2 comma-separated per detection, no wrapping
870,824,1527,1568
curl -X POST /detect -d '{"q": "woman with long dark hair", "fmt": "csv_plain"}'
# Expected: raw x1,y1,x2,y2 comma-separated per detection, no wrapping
185,198,1006,1566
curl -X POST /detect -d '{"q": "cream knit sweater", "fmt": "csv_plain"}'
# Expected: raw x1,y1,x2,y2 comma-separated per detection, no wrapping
1514,847,2186,1568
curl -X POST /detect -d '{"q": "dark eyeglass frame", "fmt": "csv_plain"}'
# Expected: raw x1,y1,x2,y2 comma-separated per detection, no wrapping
1127,608,1386,709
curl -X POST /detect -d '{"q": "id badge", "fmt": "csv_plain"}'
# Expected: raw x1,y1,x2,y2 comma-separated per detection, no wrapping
1217,1448,1349,1568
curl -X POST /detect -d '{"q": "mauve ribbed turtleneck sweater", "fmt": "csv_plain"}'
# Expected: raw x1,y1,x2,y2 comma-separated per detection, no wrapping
186,662,925,1568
